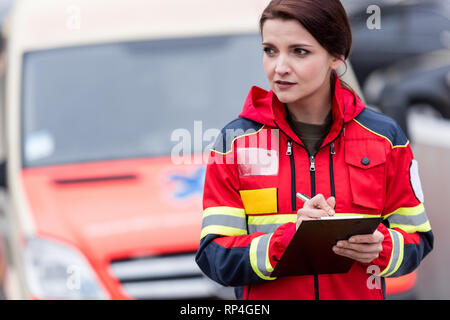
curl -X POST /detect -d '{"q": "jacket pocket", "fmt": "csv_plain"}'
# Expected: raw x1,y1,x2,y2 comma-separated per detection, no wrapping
345,140,387,210
239,188,278,215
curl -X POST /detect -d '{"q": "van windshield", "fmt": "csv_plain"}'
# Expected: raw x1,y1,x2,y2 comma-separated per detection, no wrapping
21,34,268,168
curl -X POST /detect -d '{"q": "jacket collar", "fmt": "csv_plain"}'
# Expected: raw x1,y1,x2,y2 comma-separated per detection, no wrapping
239,71,365,149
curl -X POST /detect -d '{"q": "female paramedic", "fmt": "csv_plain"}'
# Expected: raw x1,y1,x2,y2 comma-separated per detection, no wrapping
195,0,433,300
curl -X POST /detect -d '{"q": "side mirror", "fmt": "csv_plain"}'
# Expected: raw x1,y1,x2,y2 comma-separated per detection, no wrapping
0,160,6,189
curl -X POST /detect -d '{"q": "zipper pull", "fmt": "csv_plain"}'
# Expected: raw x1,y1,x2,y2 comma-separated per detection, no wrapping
310,155,315,171
286,140,292,156
330,142,336,155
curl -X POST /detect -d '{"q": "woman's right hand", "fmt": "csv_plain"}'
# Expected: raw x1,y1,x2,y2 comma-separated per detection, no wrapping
296,194,336,230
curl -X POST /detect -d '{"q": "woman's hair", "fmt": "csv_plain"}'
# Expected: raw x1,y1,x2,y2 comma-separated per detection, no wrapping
259,0,354,92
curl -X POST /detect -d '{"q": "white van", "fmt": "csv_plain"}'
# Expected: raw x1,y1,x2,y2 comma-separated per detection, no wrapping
0,0,275,299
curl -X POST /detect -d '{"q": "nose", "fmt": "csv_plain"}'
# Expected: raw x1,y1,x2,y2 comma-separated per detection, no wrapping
275,55,291,75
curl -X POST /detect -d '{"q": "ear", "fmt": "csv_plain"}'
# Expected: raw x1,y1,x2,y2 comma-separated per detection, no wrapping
330,55,345,71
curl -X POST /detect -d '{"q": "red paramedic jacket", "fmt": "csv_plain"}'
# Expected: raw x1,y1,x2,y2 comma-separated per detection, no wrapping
196,74,433,300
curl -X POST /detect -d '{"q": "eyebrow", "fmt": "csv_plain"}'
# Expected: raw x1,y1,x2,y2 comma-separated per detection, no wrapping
262,42,313,48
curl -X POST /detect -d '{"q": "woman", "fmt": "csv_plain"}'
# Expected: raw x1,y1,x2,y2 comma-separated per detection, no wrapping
196,0,433,300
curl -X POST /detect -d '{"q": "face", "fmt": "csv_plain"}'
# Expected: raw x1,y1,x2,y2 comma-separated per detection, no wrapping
262,19,343,104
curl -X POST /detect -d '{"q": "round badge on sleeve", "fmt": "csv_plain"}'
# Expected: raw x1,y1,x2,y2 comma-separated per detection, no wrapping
409,159,424,203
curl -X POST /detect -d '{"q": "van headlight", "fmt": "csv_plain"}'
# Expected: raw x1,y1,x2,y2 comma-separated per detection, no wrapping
23,237,108,299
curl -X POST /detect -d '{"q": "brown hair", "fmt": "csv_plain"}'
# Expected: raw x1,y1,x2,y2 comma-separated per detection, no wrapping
259,0,354,91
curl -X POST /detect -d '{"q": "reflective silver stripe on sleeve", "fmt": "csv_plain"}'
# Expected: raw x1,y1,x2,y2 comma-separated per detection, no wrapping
387,210,429,226
381,230,401,277
202,214,247,230
256,233,273,278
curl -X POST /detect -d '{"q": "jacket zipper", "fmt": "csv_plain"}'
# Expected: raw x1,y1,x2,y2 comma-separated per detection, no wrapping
309,154,316,196
286,140,296,211
309,142,336,300
329,142,336,198
308,153,319,300
276,120,345,301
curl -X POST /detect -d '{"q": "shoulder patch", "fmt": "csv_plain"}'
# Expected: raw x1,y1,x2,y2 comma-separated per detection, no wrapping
354,108,409,148
409,159,424,203
211,118,264,154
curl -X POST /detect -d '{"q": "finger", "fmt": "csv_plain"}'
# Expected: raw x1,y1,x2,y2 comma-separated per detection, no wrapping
335,251,376,264
348,235,373,244
340,242,383,254
326,197,336,216
336,241,383,254
333,246,379,263
349,234,381,244
306,194,335,215
303,194,325,209
326,196,336,210
349,230,384,244
297,208,330,219
298,215,314,221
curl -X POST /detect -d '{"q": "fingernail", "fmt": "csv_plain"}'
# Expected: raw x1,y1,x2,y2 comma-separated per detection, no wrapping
329,209,335,215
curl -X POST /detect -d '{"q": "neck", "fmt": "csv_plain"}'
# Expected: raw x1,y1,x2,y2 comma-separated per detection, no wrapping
286,76,333,125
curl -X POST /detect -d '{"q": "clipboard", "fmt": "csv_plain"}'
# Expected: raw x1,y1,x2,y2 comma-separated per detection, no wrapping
271,216,383,277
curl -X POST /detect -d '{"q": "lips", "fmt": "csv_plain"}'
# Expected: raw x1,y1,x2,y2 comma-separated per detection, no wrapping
275,80,296,85
275,80,297,90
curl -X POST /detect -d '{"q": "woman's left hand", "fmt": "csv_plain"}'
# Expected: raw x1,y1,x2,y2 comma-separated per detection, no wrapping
332,230,384,264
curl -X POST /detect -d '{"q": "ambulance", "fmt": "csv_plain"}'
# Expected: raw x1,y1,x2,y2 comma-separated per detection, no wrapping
0,0,415,299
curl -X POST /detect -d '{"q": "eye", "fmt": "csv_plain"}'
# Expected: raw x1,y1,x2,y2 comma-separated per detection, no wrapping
294,48,309,56
263,47,276,55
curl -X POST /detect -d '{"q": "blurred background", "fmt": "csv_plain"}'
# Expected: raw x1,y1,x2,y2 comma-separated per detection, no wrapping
0,0,448,300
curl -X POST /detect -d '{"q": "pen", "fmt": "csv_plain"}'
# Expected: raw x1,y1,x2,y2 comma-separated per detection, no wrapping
296,193,311,202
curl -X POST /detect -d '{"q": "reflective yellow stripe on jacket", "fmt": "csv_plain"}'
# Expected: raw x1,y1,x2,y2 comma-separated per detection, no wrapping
385,203,431,233
249,233,276,281
201,206,247,239
248,214,296,234
379,203,430,277
247,213,380,234
379,229,405,277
